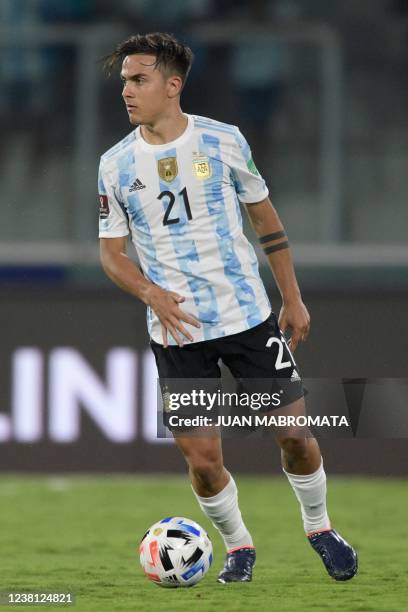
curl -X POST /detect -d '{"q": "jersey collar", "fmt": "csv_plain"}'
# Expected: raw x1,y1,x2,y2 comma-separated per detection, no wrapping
136,114,194,152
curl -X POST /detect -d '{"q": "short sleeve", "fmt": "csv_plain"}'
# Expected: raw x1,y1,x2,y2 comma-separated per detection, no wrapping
229,127,269,204
98,160,129,238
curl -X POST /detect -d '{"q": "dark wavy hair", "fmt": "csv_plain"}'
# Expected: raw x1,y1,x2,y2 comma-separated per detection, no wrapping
103,32,194,89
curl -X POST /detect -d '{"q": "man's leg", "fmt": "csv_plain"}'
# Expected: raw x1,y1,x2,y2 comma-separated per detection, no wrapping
277,432,331,534
174,431,253,548
150,335,256,582
174,430,256,582
275,402,357,580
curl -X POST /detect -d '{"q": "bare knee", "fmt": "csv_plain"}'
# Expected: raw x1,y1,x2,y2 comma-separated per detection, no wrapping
174,433,226,494
189,448,224,486
182,444,223,490
279,437,309,462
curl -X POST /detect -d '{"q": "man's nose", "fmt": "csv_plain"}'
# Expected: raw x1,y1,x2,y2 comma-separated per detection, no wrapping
122,82,133,98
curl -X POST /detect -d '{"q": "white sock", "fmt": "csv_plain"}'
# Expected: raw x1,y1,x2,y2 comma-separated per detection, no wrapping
192,475,254,552
283,460,331,535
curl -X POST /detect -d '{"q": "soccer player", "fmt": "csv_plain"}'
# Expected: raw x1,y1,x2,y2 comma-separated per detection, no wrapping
99,32,357,583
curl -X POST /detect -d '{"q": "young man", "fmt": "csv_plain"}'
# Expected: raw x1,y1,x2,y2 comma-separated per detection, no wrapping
98,32,357,583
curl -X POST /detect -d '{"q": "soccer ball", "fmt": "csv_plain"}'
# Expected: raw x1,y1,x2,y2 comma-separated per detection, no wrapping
139,516,213,587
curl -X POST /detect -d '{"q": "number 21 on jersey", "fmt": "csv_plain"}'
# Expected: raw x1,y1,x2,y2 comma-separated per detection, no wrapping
159,187,192,226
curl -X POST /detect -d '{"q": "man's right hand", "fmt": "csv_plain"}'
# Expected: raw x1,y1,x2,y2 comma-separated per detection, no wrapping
145,285,201,348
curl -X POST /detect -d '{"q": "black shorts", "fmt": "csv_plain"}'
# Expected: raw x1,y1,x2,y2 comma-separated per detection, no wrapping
150,312,304,430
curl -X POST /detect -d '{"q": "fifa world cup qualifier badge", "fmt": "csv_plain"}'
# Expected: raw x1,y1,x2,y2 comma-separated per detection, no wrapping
99,194,109,219
192,154,212,180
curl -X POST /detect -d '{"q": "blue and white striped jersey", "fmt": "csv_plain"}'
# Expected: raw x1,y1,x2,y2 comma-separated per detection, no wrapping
98,114,271,345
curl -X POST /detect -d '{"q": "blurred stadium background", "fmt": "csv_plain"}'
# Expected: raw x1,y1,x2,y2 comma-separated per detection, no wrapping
1,0,408,477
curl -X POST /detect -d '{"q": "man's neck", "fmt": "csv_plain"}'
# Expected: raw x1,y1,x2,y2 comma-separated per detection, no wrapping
140,111,188,145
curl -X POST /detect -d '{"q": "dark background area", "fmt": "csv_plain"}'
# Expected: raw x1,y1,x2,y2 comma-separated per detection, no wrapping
1,285,407,474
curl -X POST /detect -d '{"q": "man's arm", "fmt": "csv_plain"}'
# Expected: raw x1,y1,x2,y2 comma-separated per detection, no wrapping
100,237,200,347
244,197,310,351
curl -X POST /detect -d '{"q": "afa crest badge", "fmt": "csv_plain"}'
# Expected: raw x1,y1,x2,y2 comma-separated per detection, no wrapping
193,155,212,180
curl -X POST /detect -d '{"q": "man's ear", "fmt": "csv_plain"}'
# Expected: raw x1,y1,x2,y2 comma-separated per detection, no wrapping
167,75,183,98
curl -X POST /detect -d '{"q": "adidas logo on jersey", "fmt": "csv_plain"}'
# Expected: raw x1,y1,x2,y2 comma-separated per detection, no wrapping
129,178,146,192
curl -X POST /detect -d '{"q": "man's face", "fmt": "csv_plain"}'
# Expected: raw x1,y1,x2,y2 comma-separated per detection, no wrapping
120,54,171,125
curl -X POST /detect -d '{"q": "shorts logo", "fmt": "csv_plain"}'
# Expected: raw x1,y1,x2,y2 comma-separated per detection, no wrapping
193,154,212,180
99,194,109,219
162,385,171,413
158,157,178,182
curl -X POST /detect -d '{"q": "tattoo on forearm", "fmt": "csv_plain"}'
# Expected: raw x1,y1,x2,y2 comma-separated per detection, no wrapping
258,230,286,244
263,241,289,255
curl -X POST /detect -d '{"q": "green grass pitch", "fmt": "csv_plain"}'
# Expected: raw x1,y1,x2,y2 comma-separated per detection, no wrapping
2,475,408,611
